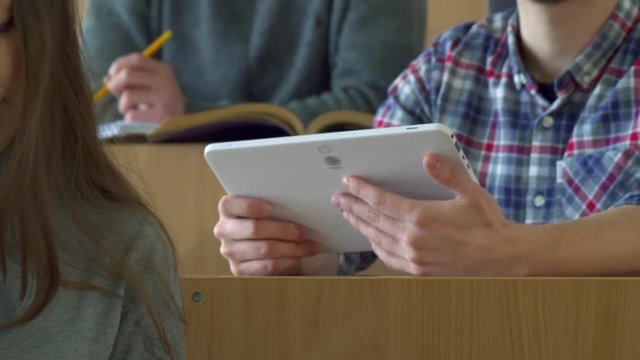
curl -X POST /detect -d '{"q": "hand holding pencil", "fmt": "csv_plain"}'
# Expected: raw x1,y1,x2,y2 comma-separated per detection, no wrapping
95,30,185,124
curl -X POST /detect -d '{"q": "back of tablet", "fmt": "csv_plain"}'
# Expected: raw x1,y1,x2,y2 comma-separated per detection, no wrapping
205,123,476,253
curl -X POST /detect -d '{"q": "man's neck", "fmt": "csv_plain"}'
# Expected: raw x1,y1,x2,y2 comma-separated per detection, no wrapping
517,0,619,83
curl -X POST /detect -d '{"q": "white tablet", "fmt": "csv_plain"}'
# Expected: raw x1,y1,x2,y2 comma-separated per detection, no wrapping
204,123,477,253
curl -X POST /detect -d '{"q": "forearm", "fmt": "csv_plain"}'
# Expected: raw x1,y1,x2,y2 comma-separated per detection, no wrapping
519,206,640,276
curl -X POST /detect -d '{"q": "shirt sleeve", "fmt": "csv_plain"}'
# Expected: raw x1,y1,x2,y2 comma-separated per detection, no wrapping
285,0,427,124
374,20,483,129
373,49,444,128
338,252,378,275
109,217,185,360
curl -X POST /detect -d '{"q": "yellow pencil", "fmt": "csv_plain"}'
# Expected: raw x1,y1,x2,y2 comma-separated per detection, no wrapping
93,30,173,103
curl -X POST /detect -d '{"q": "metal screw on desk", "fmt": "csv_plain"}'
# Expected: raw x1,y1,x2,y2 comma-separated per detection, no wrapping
192,291,204,304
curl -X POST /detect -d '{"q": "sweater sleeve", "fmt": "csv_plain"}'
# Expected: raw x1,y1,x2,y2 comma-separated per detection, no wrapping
285,0,427,124
109,217,185,360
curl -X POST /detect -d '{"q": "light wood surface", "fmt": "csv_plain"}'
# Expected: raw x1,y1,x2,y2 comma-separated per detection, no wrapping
182,277,640,360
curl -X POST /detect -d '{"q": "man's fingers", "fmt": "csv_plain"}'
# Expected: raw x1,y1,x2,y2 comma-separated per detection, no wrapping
218,195,272,218
332,193,407,235
424,154,478,199
368,238,417,275
342,210,436,268
124,106,166,123
108,53,164,77
220,239,317,263
341,210,404,256
338,177,422,222
118,89,157,115
337,176,448,226
106,67,156,97
229,258,303,276
214,217,307,242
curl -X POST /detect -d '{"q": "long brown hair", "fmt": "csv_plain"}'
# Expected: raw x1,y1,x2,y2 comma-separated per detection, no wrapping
0,0,179,357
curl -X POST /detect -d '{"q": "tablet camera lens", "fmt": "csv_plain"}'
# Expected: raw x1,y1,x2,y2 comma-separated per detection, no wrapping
324,156,342,169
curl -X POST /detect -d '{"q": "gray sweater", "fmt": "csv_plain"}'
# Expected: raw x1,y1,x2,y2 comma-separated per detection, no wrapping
0,176,184,360
83,0,426,124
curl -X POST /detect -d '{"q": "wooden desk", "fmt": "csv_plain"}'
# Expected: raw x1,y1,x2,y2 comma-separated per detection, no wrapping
181,277,640,360
107,144,403,276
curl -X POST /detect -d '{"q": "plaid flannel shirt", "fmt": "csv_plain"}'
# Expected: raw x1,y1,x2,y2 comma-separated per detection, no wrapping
339,0,640,275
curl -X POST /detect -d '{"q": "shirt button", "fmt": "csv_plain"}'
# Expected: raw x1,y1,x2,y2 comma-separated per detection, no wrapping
541,116,554,129
533,195,546,208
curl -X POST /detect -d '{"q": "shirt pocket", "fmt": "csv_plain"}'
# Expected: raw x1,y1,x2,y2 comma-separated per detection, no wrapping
555,146,640,220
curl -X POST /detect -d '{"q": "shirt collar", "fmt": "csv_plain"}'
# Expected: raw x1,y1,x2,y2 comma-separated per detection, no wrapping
505,13,533,91
566,0,639,90
506,0,640,92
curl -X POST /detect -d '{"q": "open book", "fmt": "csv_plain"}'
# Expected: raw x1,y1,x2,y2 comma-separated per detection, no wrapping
98,103,373,142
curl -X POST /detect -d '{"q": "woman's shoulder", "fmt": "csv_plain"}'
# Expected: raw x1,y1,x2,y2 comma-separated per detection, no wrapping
100,202,169,251
56,200,176,283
